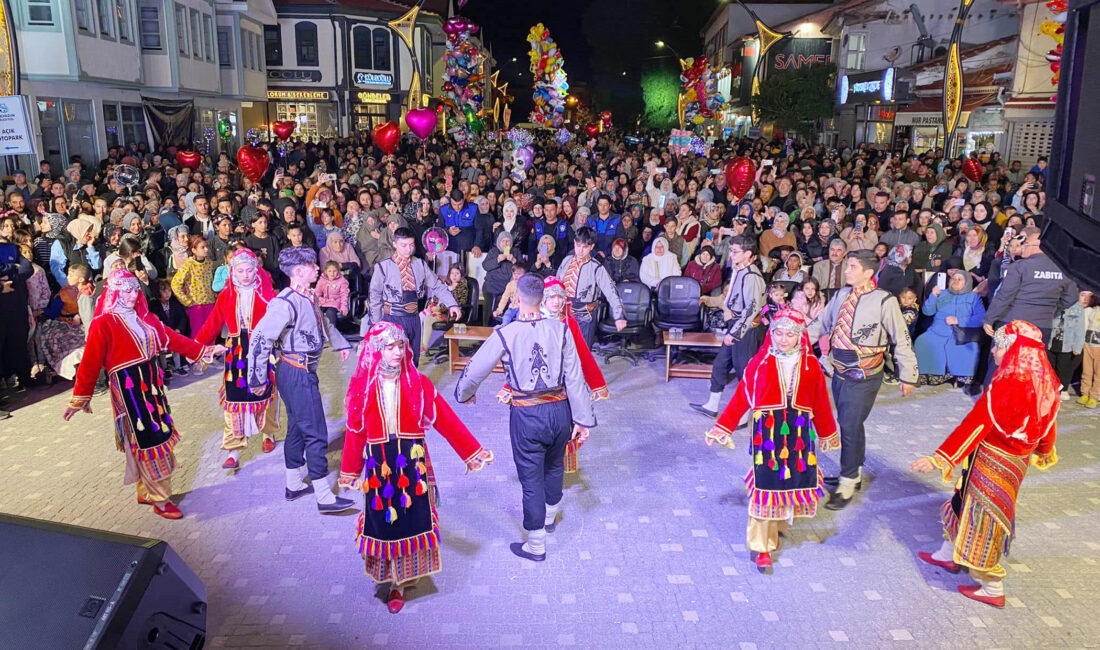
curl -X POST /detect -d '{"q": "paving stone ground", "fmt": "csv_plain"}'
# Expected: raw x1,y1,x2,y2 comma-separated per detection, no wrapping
2,350,1098,648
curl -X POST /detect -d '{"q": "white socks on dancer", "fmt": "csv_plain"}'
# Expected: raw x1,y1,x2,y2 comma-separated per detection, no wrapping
931,539,954,563
227,450,240,462
523,528,547,556
313,473,336,505
286,466,308,491
702,392,723,412
837,468,862,499
973,576,1004,597
545,501,561,528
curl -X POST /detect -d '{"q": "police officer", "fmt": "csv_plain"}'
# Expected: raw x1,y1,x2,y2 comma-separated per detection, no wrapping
691,234,766,418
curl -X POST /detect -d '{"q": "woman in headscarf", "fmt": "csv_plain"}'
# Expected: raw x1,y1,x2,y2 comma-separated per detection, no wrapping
338,321,492,614
530,234,557,278
877,244,919,298
639,235,681,290
495,199,527,253
971,200,1003,246
705,308,840,572
62,269,224,519
914,269,986,386
911,320,1059,608
758,212,797,266
603,238,640,285
684,245,723,295
773,250,806,283
165,224,190,275
51,216,104,285
912,222,952,272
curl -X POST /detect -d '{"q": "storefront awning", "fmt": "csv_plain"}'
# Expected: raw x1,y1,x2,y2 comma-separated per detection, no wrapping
895,92,998,126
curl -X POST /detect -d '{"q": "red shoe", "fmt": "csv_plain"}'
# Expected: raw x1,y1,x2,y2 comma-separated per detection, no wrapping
918,552,961,573
755,552,772,571
958,584,1005,608
153,502,183,520
262,437,276,453
222,456,240,469
387,589,405,614
137,494,152,505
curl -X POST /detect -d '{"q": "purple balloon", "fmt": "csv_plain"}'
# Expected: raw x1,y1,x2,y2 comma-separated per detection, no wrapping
514,145,534,171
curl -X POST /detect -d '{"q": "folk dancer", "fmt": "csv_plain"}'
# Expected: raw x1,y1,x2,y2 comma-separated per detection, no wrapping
911,320,1059,608
365,227,459,366
692,234,766,418
195,249,279,470
248,247,355,514
806,249,917,510
556,227,626,347
705,309,839,572
339,322,493,613
455,275,596,561
63,269,224,519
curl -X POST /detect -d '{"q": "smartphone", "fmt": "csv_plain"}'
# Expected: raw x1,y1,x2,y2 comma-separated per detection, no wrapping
936,273,947,291
704,232,714,240
854,221,864,234
275,167,285,177
762,160,773,167
710,169,721,175
538,243,549,257
656,167,667,174
321,173,337,183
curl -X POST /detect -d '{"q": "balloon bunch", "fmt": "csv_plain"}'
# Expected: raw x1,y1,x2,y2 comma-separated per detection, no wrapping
441,16,485,136
507,127,534,149
599,111,613,133
527,23,569,128
1040,0,1068,94
680,56,726,127
556,128,573,144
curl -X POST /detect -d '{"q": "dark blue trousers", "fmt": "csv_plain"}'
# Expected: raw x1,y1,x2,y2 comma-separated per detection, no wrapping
276,362,329,480
831,372,883,480
509,400,572,531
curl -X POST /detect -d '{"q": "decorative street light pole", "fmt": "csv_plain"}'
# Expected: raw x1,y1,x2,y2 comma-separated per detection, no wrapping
733,0,792,124
942,0,976,157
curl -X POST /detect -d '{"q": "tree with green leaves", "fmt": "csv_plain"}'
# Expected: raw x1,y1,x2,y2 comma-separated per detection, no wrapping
750,63,837,143
640,66,681,129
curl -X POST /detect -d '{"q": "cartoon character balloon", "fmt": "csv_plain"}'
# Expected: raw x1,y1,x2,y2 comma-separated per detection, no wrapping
527,23,569,129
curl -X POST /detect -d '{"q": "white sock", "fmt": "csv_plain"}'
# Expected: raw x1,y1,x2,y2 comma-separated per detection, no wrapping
973,576,1004,597
702,391,723,412
313,473,336,505
228,450,240,462
523,528,546,555
545,501,561,527
286,467,308,491
930,539,954,563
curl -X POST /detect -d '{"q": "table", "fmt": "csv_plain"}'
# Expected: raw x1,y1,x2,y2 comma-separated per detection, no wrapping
661,331,723,382
443,325,505,375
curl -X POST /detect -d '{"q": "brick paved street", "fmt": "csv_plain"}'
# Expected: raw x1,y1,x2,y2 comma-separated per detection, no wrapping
2,352,1098,648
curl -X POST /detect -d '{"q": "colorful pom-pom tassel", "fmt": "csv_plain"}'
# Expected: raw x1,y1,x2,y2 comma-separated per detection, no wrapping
779,446,790,460
385,506,398,524
141,380,148,392
366,457,377,470
225,371,232,381
795,437,806,451
382,483,394,499
134,419,144,431
380,461,392,478
416,480,427,496
395,453,407,469
371,494,383,510
763,438,775,451
768,457,778,470
795,414,806,427
124,375,134,390
237,359,246,370
753,432,763,446
753,410,763,421
780,421,791,437
797,458,806,472
367,475,381,489
400,491,412,508
754,451,763,465
397,474,410,489
779,464,788,480
809,429,817,441
807,452,817,466
764,413,775,429
410,443,425,459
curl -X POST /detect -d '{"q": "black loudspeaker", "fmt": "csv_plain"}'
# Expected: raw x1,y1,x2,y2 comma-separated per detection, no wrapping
1044,0,1100,292
0,514,207,649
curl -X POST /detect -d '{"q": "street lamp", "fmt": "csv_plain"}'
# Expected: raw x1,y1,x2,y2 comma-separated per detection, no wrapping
655,40,683,60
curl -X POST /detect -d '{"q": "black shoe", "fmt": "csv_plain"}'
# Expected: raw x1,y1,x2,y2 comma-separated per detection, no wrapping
0,409,10,420
318,496,356,514
545,516,558,533
509,542,546,562
175,366,189,376
285,485,315,501
822,476,863,491
689,403,718,418
824,491,852,511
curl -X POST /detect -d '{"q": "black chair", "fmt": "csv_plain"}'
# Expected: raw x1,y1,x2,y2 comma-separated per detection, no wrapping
645,276,703,363
596,282,651,365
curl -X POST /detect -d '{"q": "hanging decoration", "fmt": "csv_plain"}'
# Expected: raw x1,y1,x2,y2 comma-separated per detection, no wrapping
680,56,726,128
1040,0,1068,96
201,127,216,156
527,23,569,128
962,158,983,184
217,116,232,143
599,111,613,133
556,128,573,144
441,16,485,138
507,127,533,149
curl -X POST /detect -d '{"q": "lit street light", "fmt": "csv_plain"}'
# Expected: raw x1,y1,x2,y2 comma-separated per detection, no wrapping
654,40,683,60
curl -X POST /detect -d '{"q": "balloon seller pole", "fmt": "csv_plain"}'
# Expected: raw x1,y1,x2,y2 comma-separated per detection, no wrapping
942,0,975,159
734,0,791,126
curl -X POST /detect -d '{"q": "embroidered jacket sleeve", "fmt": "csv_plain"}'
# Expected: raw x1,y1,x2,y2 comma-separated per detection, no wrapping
933,388,1011,467
418,258,458,309
71,316,110,403
593,263,624,320
562,324,596,427
714,375,751,436
247,297,292,387
454,330,505,403
338,375,371,488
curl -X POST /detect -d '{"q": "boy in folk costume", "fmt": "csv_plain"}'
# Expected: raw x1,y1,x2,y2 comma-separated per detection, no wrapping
247,247,356,514
911,320,1059,608
63,269,224,519
339,322,493,614
194,249,279,470
705,308,840,571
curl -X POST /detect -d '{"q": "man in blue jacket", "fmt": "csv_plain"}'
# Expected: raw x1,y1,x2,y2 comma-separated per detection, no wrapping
591,195,623,259
439,189,478,255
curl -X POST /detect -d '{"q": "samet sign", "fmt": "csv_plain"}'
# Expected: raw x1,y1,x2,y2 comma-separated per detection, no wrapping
763,38,832,77
837,68,896,105
354,72,393,88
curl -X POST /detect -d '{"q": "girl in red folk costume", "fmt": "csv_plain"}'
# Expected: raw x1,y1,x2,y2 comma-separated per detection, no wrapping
705,308,840,572
911,320,1059,608
195,249,280,470
339,322,494,614
62,269,224,519
540,276,606,473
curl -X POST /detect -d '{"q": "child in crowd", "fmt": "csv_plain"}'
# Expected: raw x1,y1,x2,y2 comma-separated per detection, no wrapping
36,263,95,381
211,247,236,293
149,278,191,380
759,282,789,327
315,260,350,325
898,287,920,338
170,234,217,337
493,262,527,325
1077,291,1099,408
128,259,153,301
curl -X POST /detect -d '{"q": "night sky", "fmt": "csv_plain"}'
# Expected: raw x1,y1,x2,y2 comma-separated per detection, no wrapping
459,0,718,122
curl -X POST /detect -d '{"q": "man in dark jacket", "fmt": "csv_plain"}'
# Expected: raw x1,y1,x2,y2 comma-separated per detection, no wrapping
602,239,640,284
983,226,1077,344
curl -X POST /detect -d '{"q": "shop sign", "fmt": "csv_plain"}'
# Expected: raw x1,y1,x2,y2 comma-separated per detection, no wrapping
837,68,895,105
878,109,896,120
267,90,331,101
356,92,391,104
267,69,322,83
0,95,34,155
354,72,393,88
764,38,832,78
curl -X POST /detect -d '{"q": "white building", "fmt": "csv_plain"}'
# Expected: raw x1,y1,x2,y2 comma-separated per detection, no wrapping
9,0,276,171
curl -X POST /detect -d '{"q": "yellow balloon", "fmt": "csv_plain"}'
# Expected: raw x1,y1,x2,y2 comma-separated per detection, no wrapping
693,115,705,124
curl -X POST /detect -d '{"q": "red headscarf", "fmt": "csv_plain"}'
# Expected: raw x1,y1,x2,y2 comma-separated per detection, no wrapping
225,248,276,301
94,269,151,319
543,275,569,319
344,322,438,437
993,320,1060,428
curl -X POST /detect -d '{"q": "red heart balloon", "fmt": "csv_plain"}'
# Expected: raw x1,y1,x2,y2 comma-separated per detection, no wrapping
724,156,757,199
236,145,269,185
272,120,296,142
372,120,401,155
175,150,201,170
584,123,599,139
962,158,983,184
